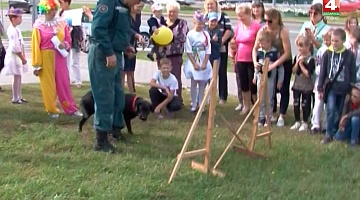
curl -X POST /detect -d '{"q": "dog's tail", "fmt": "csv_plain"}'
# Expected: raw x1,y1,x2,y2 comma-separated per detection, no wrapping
78,117,88,132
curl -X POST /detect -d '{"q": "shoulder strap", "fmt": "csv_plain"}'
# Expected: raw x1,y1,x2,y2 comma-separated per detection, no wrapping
331,53,345,81
221,13,226,27
202,31,208,47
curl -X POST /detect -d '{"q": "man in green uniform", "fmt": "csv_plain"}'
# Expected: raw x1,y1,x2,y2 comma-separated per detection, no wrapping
88,0,145,152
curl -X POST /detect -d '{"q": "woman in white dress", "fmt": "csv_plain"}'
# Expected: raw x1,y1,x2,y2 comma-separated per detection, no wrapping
184,10,212,112
4,8,28,104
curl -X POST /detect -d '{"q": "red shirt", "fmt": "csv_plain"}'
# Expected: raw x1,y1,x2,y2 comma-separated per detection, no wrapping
351,102,360,111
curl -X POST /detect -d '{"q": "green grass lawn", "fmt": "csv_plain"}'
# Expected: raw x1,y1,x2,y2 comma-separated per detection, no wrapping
0,83,360,199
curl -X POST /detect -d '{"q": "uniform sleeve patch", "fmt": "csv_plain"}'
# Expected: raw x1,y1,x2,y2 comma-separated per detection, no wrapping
99,4,108,13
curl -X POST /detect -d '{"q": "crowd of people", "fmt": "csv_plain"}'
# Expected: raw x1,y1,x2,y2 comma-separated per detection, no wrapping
137,0,360,147
1,0,360,152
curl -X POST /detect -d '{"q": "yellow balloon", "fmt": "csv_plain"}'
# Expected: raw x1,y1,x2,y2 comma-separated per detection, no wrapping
151,26,173,46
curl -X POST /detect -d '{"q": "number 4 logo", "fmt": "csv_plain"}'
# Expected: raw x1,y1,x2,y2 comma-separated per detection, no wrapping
323,0,340,16
325,0,338,10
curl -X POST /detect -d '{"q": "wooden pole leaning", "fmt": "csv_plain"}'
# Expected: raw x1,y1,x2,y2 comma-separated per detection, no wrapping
211,58,273,175
168,60,219,184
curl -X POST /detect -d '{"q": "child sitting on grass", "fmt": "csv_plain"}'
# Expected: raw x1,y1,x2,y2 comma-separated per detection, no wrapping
335,83,360,147
149,58,182,119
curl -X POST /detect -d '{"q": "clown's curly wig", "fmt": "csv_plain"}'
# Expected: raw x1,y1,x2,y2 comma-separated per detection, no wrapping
38,0,59,15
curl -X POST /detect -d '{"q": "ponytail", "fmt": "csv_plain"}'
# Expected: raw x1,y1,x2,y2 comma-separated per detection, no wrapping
322,16,327,24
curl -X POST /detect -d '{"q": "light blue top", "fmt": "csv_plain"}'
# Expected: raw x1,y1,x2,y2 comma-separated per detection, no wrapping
299,20,331,56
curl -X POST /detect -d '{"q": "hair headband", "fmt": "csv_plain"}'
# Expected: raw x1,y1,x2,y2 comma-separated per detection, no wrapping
38,0,59,15
193,9,206,23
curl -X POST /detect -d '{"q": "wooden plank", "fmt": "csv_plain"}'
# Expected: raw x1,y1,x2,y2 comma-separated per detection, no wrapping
191,161,208,173
204,60,219,170
168,80,213,184
256,131,272,138
177,149,207,160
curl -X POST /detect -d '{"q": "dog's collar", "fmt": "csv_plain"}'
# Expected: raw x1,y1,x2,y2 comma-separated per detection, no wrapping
131,96,138,112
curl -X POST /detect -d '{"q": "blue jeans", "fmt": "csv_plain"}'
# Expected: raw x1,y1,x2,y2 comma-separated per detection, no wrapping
334,116,360,144
325,90,345,138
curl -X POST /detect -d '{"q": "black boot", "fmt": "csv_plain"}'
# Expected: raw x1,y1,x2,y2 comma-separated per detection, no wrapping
112,127,133,145
93,130,116,153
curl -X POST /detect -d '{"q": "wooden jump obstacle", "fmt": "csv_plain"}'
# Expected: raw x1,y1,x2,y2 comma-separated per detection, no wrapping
168,58,272,184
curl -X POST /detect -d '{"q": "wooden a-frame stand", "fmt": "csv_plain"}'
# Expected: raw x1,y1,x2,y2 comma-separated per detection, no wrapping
168,58,272,184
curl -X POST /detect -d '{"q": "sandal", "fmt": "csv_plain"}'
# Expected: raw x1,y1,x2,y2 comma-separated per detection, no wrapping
20,98,28,103
12,100,23,104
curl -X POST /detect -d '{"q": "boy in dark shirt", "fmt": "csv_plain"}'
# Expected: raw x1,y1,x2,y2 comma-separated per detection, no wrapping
146,2,166,61
290,35,316,132
253,31,284,127
205,12,222,66
317,28,356,144
204,12,222,104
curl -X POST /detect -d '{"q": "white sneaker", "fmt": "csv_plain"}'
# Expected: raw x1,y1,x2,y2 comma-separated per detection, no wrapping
277,117,285,127
258,123,264,127
298,122,308,131
290,122,301,130
239,107,249,115
72,110,83,117
156,113,164,120
190,106,197,112
49,113,59,119
270,115,277,123
235,104,243,111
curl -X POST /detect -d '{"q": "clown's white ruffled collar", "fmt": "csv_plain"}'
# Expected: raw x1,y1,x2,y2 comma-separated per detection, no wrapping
34,16,64,34
36,16,62,27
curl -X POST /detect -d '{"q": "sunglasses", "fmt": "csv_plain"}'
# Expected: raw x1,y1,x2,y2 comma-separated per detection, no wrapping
264,19,273,24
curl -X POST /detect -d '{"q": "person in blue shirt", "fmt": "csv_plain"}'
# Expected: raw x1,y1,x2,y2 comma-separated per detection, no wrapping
205,12,222,67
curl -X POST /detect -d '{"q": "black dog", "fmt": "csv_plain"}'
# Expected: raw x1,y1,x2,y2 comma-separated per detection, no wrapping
78,91,152,135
